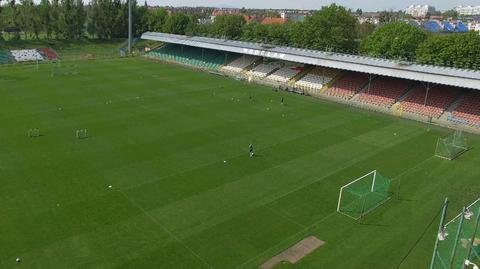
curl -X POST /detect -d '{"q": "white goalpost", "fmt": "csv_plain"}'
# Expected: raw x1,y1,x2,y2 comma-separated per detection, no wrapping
337,170,376,212
337,170,391,220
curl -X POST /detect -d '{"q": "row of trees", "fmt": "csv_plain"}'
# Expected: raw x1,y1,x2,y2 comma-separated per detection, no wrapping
0,2,366,53
0,0,185,40
0,1,479,69
360,22,480,70
170,4,363,52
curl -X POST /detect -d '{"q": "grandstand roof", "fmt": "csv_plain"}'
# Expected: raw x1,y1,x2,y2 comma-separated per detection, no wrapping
141,32,480,90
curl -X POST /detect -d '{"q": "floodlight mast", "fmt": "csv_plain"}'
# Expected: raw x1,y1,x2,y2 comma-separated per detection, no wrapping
465,260,479,269
128,0,132,54
464,207,480,269
430,198,449,269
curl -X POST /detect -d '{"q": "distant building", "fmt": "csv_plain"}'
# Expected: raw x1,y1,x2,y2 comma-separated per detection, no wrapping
455,6,480,16
243,15,260,24
357,12,381,25
261,17,288,25
467,22,480,32
210,8,241,22
279,10,309,22
406,5,436,18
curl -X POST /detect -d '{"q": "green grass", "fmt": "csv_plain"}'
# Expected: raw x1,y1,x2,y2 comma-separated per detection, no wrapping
0,39,126,60
0,57,479,269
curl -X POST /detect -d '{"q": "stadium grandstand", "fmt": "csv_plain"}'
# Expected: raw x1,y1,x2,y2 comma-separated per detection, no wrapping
0,48,59,64
141,32,480,133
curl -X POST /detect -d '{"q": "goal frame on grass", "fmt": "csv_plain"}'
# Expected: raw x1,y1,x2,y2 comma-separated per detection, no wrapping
337,170,391,220
27,128,40,138
76,129,89,139
435,130,468,160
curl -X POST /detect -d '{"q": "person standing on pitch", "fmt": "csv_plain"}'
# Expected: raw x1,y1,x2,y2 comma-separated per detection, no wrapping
281,97,284,105
249,143,255,158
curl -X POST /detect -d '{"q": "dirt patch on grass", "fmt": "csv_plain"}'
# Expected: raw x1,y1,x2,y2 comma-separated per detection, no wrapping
259,236,325,269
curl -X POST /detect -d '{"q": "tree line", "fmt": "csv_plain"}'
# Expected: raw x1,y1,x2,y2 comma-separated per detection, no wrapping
0,1,479,70
360,22,480,70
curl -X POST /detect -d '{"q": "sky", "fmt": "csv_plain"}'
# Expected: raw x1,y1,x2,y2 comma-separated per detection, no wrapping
146,0,480,11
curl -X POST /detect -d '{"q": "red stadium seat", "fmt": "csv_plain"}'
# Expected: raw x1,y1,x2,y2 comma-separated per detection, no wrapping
41,48,59,60
451,92,480,126
325,72,369,99
357,77,412,107
399,85,460,118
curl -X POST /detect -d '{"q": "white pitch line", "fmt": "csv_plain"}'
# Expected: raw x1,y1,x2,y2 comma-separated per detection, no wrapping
117,190,214,269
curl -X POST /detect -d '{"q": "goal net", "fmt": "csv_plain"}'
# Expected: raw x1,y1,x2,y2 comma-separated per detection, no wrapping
430,199,480,269
337,170,391,220
76,129,89,139
435,130,468,160
27,128,40,138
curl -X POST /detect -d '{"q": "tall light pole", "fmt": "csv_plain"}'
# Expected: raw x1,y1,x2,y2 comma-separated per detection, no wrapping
128,0,132,54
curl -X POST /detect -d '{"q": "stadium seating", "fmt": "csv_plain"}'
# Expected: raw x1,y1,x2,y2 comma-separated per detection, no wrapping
324,72,369,99
398,84,460,118
10,49,44,62
147,44,229,70
357,77,412,107
296,67,339,92
221,55,260,73
41,48,59,61
0,50,15,64
246,63,282,79
449,92,480,127
267,66,303,83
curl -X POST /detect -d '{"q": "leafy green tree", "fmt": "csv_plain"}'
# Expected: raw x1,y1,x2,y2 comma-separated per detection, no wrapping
416,32,480,70
18,0,44,39
211,15,245,39
241,22,267,42
73,0,86,38
442,10,459,19
111,0,127,38
86,0,115,38
163,12,190,35
38,0,52,38
266,23,293,45
134,3,149,36
51,0,62,38
184,15,201,36
360,22,427,61
147,7,168,32
300,4,358,51
59,0,75,39
355,22,376,40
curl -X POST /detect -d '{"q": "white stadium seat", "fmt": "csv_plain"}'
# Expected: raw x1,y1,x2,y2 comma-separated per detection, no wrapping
221,55,260,73
268,66,302,83
246,63,282,78
10,49,44,62
295,68,338,91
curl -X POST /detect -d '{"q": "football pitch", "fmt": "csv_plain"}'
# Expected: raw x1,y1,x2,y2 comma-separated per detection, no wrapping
0,57,479,269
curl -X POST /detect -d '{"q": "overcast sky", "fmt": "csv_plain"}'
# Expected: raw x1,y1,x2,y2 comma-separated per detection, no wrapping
147,0,479,11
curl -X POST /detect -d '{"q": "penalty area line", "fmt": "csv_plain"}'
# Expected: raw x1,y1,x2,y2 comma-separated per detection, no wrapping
116,190,214,269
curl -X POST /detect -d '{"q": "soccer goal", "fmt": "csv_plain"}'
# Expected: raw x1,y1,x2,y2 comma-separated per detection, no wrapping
435,130,468,160
76,129,89,139
27,128,40,138
337,170,391,220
